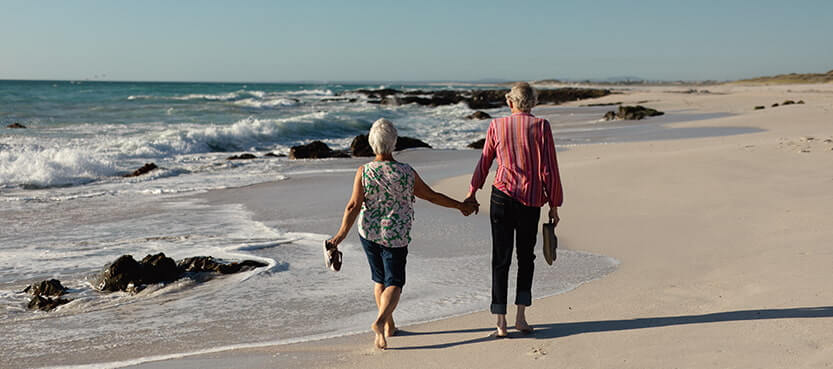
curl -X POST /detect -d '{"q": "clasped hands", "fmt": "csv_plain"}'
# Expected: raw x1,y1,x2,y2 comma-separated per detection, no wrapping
458,193,480,216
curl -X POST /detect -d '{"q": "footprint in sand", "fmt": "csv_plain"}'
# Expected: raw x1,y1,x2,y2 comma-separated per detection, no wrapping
528,345,548,360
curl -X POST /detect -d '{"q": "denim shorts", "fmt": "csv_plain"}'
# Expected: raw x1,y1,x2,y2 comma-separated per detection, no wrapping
360,236,408,288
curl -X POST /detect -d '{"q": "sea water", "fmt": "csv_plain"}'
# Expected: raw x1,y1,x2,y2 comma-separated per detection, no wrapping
1,80,740,368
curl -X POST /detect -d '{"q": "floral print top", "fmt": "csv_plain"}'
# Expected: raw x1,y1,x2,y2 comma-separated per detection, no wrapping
358,161,416,248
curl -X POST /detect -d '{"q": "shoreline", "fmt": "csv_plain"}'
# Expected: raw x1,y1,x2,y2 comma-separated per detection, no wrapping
123,83,833,369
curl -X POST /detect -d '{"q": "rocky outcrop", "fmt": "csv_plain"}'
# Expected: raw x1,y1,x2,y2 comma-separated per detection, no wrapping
289,141,350,159
604,105,664,121
350,87,611,109
177,256,267,275
96,253,268,293
23,279,67,297
468,138,486,149
754,106,765,110
28,295,70,311
466,111,492,120
226,153,257,160
140,253,179,285
350,135,375,157
349,135,433,157
603,111,618,120
7,122,26,128
395,136,431,151
782,100,796,106
263,152,286,158
124,163,158,177
96,255,145,292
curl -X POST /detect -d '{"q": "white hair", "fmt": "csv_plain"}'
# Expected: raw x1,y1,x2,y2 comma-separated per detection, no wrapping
505,82,537,112
368,118,398,155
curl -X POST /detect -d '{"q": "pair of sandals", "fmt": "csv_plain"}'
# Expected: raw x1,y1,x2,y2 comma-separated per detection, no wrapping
324,240,342,272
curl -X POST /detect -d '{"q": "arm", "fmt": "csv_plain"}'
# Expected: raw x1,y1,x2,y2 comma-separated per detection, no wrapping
466,121,498,211
414,170,474,215
329,166,365,245
541,120,563,226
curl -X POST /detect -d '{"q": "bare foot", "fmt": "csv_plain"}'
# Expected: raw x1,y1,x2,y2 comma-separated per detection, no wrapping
371,321,387,349
515,321,534,334
384,317,397,337
496,323,509,337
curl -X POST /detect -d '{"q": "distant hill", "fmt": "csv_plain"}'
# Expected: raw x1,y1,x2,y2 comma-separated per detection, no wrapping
731,70,833,84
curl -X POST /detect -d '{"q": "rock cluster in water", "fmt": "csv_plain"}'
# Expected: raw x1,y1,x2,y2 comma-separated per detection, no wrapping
351,87,611,109
603,105,665,121
124,162,158,177
23,253,268,311
290,135,432,159
95,253,268,293
6,122,26,128
23,279,70,311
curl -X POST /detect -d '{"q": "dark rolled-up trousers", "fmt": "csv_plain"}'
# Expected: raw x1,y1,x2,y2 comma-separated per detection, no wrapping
489,186,541,315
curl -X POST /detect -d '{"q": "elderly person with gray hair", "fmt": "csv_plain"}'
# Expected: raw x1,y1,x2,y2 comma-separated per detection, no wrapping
328,118,477,349
466,82,564,338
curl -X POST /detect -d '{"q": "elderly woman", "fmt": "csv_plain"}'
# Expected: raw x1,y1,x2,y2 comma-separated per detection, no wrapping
465,82,563,338
327,118,476,349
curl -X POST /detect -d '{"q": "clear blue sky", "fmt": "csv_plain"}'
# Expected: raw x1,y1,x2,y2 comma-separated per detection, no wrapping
2,0,831,82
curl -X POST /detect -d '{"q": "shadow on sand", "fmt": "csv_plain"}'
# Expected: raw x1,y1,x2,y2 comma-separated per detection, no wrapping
389,306,833,350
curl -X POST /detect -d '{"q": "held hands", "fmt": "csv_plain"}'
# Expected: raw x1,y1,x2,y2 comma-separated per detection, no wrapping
459,192,479,216
459,200,479,216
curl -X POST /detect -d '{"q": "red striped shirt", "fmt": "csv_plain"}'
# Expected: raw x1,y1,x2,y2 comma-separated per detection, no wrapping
469,112,563,208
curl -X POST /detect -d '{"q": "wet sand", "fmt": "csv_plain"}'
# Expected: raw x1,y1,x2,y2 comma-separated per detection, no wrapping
128,84,833,369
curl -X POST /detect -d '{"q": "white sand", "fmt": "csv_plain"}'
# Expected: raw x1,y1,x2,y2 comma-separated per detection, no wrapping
128,84,833,369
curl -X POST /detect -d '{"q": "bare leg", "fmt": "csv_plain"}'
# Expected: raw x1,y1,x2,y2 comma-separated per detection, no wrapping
495,314,508,336
515,305,533,332
373,283,397,337
371,286,401,349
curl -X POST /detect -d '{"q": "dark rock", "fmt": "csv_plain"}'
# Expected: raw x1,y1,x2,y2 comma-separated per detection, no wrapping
139,253,179,285
96,255,144,292
349,87,611,109
350,135,374,157
23,279,67,297
350,135,432,157
176,256,266,275
216,260,269,274
466,111,492,120
98,256,142,291
227,153,257,160
754,106,766,110
330,149,351,158
7,122,26,129
354,88,402,98
467,90,508,109
797,100,805,104
772,103,780,107
263,152,286,158
395,136,431,151
289,141,335,159
468,138,486,149
124,163,158,177
782,100,795,105
28,295,70,311
603,111,618,120
617,105,664,120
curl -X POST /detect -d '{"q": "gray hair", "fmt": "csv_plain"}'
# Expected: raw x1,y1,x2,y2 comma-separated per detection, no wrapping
505,82,537,112
368,118,398,155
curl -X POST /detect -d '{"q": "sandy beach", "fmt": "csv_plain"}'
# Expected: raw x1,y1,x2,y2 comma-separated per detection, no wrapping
121,83,833,368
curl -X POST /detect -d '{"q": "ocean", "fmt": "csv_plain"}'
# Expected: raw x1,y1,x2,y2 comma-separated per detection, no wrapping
3,80,713,367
